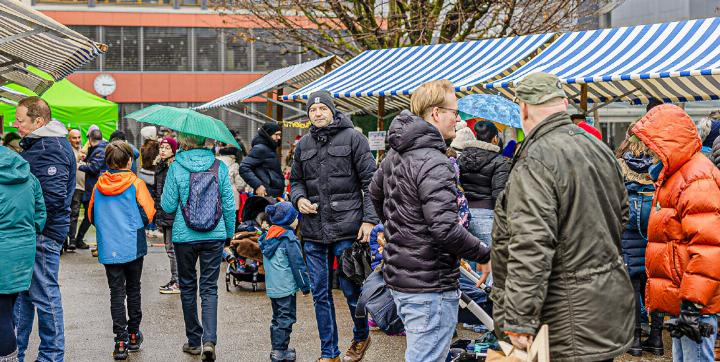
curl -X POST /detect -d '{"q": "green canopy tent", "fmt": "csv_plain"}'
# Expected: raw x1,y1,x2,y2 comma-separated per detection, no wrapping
1,68,117,141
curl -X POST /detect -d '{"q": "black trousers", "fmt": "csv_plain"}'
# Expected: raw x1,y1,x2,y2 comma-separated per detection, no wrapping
68,191,83,242
75,201,92,242
0,293,18,356
104,257,144,341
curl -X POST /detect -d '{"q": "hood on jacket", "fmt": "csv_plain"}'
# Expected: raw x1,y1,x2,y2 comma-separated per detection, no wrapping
618,153,654,185
96,170,137,196
260,225,292,258
0,146,30,185
632,104,701,182
309,112,354,143
252,130,278,150
175,148,216,173
388,110,446,153
27,120,69,138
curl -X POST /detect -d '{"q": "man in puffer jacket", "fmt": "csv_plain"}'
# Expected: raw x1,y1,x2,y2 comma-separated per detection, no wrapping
491,73,633,361
290,91,378,362
370,79,490,362
632,104,720,362
13,97,76,362
240,123,285,198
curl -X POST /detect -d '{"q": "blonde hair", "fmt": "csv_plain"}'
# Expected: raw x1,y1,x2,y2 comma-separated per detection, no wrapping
410,79,455,117
177,132,207,150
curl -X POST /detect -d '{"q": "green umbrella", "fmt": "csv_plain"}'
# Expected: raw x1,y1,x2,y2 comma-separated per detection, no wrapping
125,105,239,148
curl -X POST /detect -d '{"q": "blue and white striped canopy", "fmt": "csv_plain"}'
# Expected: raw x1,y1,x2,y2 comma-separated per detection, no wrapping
283,33,554,103
195,56,336,111
486,17,720,105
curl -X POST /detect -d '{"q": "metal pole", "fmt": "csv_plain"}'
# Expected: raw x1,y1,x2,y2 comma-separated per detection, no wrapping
276,89,284,156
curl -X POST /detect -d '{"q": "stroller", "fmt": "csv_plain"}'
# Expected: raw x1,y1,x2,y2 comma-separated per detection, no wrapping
223,196,276,292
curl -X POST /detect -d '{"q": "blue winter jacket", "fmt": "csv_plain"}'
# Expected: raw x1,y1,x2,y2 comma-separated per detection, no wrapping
619,152,655,279
161,148,236,243
259,225,310,298
79,140,109,202
0,146,46,294
19,120,76,243
89,170,156,264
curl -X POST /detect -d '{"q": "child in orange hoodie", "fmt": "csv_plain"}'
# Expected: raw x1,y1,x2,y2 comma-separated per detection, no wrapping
88,141,156,360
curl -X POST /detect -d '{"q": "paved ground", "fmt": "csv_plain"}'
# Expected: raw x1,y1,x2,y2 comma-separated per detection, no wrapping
21,227,674,362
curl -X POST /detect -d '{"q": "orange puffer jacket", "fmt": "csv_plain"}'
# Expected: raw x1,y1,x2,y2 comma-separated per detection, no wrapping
632,104,720,316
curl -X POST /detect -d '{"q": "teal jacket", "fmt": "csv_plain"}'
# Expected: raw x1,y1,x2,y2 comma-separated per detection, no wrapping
0,146,46,294
161,148,236,243
259,225,310,299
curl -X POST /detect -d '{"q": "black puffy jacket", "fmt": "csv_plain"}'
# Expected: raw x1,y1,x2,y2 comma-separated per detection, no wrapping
239,132,285,198
290,112,379,243
153,158,175,227
369,111,490,293
79,140,108,203
457,140,510,206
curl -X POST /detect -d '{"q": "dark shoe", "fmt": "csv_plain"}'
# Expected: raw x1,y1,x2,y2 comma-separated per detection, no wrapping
627,328,643,357
159,281,180,294
641,330,664,356
202,342,216,361
113,340,129,360
74,239,90,249
285,348,296,361
342,337,371,362
128,331,143,352
270,350,287,362
65,238,76,252
183,343,201,355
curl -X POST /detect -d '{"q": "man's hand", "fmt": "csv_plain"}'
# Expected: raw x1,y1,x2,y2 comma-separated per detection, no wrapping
255,185,267,197
508,333,534,350
357,222,374,243
297,198,318,215
476,262,492,288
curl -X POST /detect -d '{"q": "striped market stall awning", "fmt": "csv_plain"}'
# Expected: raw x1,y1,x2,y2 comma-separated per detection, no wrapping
0,0,106,95
283,33,554,113
485,17,720,106
194,56,338,111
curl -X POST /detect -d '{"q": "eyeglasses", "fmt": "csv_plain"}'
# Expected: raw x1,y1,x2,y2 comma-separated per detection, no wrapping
437,106,459,118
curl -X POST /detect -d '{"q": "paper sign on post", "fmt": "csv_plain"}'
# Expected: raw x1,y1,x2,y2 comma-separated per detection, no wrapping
368,131,386,151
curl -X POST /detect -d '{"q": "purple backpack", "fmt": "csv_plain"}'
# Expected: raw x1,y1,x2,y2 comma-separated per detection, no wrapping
182,160,222,232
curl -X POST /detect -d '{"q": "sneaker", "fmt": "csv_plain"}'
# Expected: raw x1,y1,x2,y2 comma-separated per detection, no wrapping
202,342,216,361
183,343,201,355
160,282,180,295
91,248,99,257
128,331,143,352
113,340,129,360
368,318,379,330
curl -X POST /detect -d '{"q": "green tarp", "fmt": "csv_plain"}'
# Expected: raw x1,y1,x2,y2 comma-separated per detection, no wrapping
1,68,118,141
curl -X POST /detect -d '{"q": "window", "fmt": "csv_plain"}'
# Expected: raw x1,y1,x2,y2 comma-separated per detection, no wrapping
194,28,221,71
144,27,190,71
69,26,100,70
105,27,141,71
253,30,300,71
224,31,250,71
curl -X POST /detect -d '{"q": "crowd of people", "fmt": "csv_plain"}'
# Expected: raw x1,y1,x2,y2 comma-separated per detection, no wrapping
1,70,720,362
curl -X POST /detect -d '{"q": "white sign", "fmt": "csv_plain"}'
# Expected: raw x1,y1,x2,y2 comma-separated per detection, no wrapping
368,131,386,151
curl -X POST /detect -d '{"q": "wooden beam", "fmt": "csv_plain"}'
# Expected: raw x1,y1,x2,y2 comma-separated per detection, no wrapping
377,96,385,131
276,88,284,156
580,83,588,114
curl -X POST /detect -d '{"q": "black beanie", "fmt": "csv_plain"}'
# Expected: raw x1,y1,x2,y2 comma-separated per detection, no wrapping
110,130,126,141
261,122,282,136
306,90,337,117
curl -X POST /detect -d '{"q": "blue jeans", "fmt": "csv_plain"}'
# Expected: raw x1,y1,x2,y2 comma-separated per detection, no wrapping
270,294,297,351
304,240,369,358
391,289,460,362
468,208,493,285
671,315,717,362
174,241,223,347
14,235,64,362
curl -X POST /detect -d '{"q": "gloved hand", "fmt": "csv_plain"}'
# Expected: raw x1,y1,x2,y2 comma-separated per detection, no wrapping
665,301,715,343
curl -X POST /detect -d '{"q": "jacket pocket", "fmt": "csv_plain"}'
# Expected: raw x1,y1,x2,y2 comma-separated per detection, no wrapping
327,145,352,176
299,149,318,179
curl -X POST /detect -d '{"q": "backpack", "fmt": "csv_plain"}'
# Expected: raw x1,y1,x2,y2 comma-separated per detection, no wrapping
181,160,223,232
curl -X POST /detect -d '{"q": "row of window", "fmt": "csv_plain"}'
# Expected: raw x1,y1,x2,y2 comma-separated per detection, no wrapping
72,26,316,72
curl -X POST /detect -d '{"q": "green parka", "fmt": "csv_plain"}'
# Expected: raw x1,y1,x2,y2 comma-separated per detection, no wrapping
0,145,46,294
491,112,634,361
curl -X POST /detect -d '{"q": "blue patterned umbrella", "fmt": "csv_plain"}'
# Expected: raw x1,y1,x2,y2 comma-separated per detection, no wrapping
458,94,521,128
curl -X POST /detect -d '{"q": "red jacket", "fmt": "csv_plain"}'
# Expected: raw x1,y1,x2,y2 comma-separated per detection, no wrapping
632,104,720,316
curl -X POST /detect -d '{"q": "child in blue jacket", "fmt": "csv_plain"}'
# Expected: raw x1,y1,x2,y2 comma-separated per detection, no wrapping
88,141,156,360
258,202,310,362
